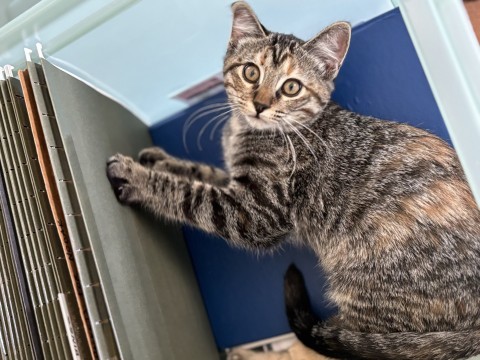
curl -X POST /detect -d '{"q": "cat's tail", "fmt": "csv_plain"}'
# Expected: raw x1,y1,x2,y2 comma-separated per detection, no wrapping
284,264,480,360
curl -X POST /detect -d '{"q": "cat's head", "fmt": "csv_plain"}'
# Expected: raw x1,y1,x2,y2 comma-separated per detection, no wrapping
223,2,351,130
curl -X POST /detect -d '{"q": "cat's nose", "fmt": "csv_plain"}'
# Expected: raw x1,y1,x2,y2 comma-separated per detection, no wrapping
253,101,270,115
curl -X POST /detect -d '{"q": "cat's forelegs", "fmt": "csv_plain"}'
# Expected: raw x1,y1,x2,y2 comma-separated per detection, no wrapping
106,153,292,249
138,146,229,186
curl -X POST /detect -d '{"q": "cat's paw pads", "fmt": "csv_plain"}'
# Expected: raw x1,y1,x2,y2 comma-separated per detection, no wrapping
106,153,141,204
138,147,171,167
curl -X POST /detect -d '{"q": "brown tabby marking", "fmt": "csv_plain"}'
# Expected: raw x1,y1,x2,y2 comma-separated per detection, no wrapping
371,211,415,252
402,180,477,227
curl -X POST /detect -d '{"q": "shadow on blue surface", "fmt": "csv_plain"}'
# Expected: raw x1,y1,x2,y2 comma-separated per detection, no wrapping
149,8,448,349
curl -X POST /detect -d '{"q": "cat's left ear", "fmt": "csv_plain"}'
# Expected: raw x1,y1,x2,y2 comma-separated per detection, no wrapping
229,2,267,46
304,22,351,80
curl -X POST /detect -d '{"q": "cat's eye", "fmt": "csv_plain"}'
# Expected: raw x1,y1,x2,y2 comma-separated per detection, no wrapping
243,63,260,83
282,79,302,97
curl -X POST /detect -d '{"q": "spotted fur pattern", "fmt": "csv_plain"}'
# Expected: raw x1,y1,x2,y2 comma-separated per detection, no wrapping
106,2,480,359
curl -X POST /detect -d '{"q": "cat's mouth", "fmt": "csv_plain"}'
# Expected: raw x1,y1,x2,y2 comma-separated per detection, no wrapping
247,111,269,121
247,113,268,122
244,113,277,129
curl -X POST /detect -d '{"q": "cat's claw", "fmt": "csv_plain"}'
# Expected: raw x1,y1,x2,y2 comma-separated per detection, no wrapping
106,153,142,205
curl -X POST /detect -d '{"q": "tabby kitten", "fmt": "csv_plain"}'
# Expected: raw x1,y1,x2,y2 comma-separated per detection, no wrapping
106,2,480,359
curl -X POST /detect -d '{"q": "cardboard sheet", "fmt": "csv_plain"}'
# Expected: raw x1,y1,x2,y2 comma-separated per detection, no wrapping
41,58,217,360
20,68,94,360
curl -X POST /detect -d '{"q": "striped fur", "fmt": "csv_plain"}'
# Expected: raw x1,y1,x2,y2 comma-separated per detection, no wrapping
107,2,480,359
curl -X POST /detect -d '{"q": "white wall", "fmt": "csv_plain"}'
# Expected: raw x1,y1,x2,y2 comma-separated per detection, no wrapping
0,0,41,27
1,0,395,125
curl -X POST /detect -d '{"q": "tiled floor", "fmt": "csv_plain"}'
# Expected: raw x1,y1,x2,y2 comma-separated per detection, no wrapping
465,0,480,41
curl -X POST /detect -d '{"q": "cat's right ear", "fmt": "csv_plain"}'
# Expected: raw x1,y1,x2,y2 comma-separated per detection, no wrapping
304,22,351,81
229,2,267,47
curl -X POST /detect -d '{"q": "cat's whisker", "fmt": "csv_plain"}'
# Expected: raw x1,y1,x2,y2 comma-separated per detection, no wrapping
183,103,230,134
278,124,291,163
289,118,328,149
185,104,232,131
184,102,231,130
209,114,230,141
283,119,319,163
183,103,234,152
285,133,297,178
197,108,236,151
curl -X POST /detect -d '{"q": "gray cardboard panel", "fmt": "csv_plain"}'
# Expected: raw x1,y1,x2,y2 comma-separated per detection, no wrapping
0,85,40,359
21,66,97,359
31,88,55,119
41,59,218,360
1,79,69,360
0,301,12,357
0,161,28,360
55,179,82,217
40,114,63,149
39,305,56,357
33,306,50,359
0,188,33,359
0,81,30,360
63,213,90,251
10,77,81,344
48,149,73,184
0,219,22,358
47,300,71,360
18,69,96,359
0,219,14,358
29,65,62,148
0,99,45,360
28,61,116,359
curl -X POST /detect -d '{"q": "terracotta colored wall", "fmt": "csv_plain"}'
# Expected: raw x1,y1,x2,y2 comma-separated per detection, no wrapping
465,0,480,41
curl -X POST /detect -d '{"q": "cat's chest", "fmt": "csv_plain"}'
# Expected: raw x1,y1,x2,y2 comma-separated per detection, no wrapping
221,120,248,170
222,132,238,170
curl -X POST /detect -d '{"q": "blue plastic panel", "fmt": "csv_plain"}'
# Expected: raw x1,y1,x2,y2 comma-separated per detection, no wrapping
150,8,449,349
333,9,449,143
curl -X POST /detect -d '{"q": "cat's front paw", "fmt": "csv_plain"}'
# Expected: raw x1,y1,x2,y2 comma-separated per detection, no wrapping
106,153,146,205
138,147,171,168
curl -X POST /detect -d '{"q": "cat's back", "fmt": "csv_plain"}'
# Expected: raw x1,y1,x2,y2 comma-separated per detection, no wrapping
295,104,480,332
299,103,480,246
297,104,476,233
